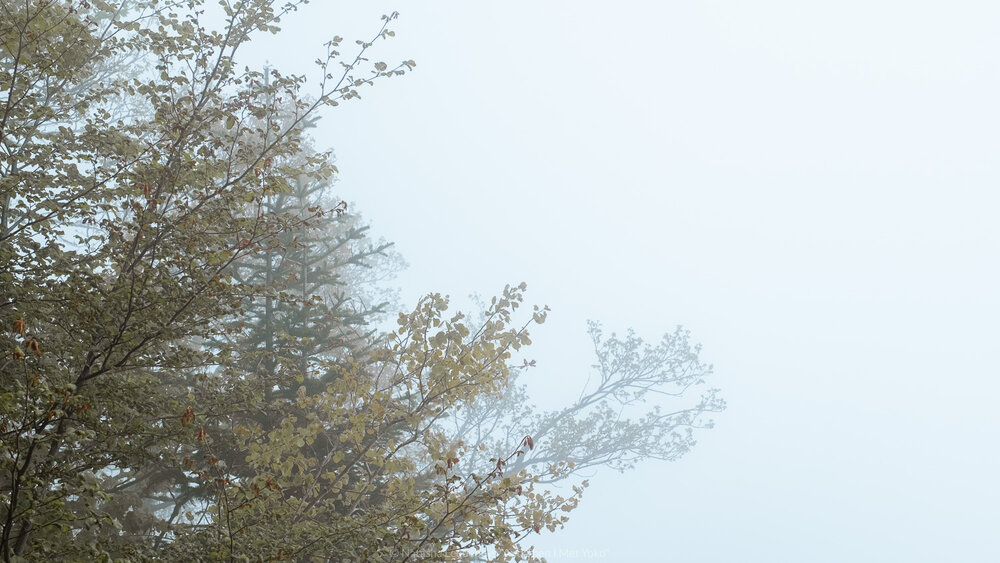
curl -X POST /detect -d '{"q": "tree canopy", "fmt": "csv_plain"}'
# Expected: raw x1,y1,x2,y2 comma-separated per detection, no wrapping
0,2,723,561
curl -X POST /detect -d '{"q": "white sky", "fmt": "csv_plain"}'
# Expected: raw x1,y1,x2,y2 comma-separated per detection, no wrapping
244,2,1000,561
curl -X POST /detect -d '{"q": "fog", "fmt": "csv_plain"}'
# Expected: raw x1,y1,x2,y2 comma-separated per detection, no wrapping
244,2,1000,560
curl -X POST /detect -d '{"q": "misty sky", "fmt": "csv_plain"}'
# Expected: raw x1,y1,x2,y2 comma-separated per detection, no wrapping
242,2,1000,561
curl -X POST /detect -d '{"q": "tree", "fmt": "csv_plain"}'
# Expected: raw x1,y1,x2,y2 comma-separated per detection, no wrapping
0,2,723,562
445,320,724,484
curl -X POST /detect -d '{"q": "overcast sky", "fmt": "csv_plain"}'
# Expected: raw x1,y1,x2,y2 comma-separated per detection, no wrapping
243,2,1000,561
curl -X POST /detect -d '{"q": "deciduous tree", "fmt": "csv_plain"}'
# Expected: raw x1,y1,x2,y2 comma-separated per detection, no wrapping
0,2,722,562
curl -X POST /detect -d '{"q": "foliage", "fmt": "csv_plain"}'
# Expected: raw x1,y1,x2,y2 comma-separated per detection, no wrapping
0,2,723,562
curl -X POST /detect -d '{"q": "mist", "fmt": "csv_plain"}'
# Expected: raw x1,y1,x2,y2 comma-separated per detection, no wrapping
3,1,996,561
237,2,1000,561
